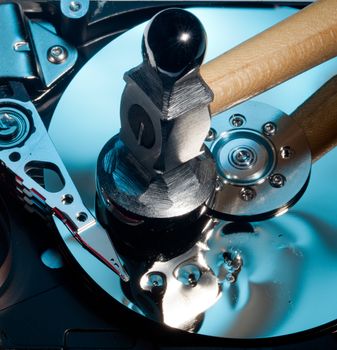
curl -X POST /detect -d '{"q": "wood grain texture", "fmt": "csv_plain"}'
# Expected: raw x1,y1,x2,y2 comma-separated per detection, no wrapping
291,75,337,162
200,0,337,116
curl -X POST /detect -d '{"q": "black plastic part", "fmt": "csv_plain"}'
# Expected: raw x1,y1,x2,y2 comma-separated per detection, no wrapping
143,8,207,77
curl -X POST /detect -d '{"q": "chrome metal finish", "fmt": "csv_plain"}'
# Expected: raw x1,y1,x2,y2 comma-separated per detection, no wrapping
229,147,256,169
0,98,128,282
0,4,35,80
28,21,77,87
222,251,242,273
61,0,90,19
13,41,30,53
0,3,77,88
205,128,217,142
262,122,277,136
240,187,256,201
54,217,129,282
48,46,68,64
211,130,275,185
220,248,243,283
269,173,286,188
97,9,216,230
69,1,82,12
119,15,213,175
50,6,337,340
141,272,166,291
280,146,295,159
138,222,220,330
0,108,30,147
230,114,246,128
206,101,312,220
175,263,202,287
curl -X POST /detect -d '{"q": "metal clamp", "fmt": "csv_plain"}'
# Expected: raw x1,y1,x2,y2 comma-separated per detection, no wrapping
206,101,312,221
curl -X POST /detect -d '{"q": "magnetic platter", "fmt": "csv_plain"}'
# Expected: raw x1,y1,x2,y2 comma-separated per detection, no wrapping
50,6,337,340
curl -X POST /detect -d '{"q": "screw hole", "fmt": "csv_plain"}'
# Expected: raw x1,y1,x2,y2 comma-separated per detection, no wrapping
229,114,246,127
280,146,294,159
9,152,20,162
205,128,217,141
76,212,88,222
61,194,73,205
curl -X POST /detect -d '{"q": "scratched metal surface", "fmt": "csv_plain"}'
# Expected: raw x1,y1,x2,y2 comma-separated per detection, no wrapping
50,6,337,338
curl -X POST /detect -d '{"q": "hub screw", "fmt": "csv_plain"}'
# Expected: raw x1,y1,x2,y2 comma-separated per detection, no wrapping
230,114,246,128
0,113,19,140
48,46,68,64
146,272,165,289
225,273,236,283
69,0,82,12
215,178,224,191
240,187,256,201
230,147,256,169
205,128,217,142
280,146,294,159
269,173,286,188
222,251,242,272
262,122,277,136
176,264,201,287
0,108,30,147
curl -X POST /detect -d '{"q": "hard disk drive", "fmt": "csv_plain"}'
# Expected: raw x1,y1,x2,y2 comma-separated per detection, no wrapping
2,1,337,349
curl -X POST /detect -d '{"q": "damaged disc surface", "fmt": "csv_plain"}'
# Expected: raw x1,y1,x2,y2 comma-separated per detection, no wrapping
50,6,337,339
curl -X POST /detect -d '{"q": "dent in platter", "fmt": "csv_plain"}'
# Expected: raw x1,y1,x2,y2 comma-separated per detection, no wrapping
50,5,337,340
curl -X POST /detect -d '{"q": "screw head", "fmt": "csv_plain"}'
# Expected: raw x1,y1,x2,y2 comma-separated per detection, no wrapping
69,0,82,12
230,146,256,169
262,122,277,136
0,113,19,140
215,178,224,191
222,251,242,272
205,128,217,142
48,46,68,64
225,273,236,283
175,264,201,287
230,114,246,128
280,146,294,159
0,108,30,147
269,173,286,188
146,272,165,289
240,187,256,201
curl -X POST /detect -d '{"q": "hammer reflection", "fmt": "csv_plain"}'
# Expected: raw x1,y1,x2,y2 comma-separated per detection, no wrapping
118,213,314,336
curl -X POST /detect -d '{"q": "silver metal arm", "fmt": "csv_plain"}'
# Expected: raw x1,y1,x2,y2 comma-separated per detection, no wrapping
0,98,129,282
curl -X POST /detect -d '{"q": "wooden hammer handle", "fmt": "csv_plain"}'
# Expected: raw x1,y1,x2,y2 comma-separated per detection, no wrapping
291,75,337,163
200,0,337,116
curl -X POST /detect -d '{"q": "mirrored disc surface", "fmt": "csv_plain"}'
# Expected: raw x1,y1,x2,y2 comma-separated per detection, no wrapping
50,6,337,339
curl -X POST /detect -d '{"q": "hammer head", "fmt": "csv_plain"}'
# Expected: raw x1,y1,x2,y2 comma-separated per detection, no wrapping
120,8,213,175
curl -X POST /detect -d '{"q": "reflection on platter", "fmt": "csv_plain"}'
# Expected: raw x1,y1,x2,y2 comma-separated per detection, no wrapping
50,6,337,339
